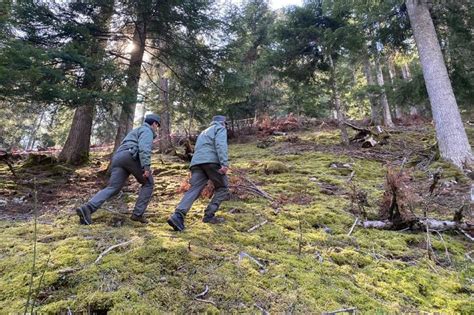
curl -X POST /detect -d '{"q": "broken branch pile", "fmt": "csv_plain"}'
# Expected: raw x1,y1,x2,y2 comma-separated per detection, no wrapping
344,121,389,148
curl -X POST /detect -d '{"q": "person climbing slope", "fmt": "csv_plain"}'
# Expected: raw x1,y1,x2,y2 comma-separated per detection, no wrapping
167,115,229,231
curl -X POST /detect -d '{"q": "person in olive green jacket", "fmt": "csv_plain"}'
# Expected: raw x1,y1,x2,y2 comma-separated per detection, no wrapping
167,115,229,231
76,114,160,225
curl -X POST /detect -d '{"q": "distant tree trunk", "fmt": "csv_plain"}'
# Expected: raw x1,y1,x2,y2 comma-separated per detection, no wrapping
27,111,45,150
113,17,147,152
363,57,381,125
187,102,195,136
400,63,418,116
375,58,395,128
406,0,472,168
59,0,114,165
387,59,402,119
401,63,411,80
158,65,173,153
328,54,349,145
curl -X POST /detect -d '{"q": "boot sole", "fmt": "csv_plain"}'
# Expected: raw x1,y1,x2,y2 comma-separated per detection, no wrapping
167,218,184,231
76,208,91,225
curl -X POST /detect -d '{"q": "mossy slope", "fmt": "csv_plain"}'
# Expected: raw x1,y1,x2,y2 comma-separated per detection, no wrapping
0,128,472,313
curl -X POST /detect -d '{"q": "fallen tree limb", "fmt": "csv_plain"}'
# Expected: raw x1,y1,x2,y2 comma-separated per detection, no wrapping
254,304,269,315
194,298,216,306
465,250,474,263
459,229,474,241
231,169,274,201
94,240,134,264
247,220,268,233
195,285,209,299
230,184,274,201
323,307,357,315
347,218,359,236
362,219,472,234
238,251,266,271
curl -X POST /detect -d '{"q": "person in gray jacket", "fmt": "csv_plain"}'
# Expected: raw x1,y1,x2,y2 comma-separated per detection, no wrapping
167,115,229,231
76,114,160,225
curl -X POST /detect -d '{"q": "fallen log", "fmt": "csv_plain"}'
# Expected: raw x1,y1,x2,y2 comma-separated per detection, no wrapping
362,219,472,234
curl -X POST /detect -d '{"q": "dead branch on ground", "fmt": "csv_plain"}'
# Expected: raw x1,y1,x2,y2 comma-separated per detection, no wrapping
94,239,135,264
247,220,268,232
323,307,357,315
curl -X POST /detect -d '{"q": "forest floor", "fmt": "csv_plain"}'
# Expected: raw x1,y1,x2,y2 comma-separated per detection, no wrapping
0,122,473,313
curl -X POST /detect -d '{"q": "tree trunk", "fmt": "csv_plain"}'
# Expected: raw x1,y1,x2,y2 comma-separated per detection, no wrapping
113,17,147,152
401,63,412,80
375,58,395,128
59,0,114,164
363,58,381,125
27,111,45,150
328,54,349,145
387,59,402,119
401,63,418,116
58,105,94,164
406,0,472,168
158,65,173,153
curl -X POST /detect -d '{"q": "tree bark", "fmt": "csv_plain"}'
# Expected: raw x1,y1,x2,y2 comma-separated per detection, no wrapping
27,111,45,150
387,59,402,119
401,63,419,116
363,57,381,125
406,0,472,168
158,65,173,153
375,58,395,128
58,0,114,165
328,54,349,145
112,17,147,152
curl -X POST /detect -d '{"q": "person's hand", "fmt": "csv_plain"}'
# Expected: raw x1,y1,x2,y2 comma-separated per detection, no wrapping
218,166,229,175
143,170,151,179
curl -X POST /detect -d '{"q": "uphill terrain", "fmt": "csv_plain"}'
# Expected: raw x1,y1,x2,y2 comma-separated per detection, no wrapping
0,124,472,313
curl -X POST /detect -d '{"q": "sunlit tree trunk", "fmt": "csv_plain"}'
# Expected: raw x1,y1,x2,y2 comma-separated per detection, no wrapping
375,58,394,128
59,0,114,164
158,65,173,153
406,0,472,168
113,16,147,151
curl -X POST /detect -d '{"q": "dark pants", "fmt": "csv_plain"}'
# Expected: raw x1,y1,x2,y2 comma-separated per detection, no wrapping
85,150,154,216
175,163,229,217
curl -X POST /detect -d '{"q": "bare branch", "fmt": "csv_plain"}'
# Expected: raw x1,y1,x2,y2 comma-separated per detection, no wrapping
94,239,134,264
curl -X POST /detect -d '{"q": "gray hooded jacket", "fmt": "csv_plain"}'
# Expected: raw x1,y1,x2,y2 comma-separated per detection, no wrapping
190,121,228,167
118,123,156,171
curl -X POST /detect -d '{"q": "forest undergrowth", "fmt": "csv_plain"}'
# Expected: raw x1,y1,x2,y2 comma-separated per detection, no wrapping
0,123,472,313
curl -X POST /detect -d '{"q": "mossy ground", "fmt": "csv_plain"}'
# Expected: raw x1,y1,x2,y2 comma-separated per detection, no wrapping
0,125,472,313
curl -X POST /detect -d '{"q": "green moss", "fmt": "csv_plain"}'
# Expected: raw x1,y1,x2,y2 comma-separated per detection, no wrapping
262,161,290,174
0,128,471,313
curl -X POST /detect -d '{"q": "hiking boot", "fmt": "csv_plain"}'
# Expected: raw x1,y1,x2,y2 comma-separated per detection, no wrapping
167,212,185,231
202,216,225,224
76,206,92,225
130,214,149,224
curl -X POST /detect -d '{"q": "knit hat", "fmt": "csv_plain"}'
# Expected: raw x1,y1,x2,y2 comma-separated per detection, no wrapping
145,113,161,125
212,115,226,123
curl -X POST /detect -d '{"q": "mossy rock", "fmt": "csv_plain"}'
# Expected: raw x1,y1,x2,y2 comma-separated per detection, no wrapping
263,161,289,174
23,154,58,167
50,165,74,176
